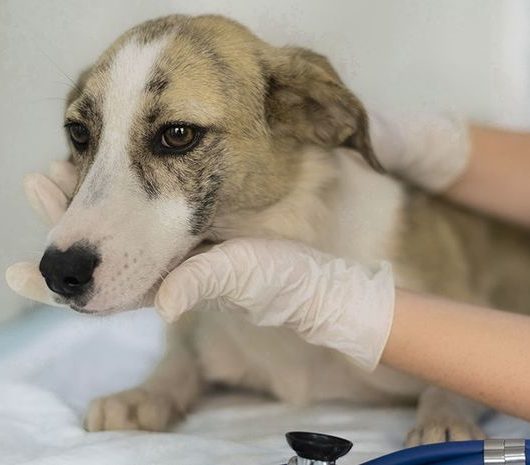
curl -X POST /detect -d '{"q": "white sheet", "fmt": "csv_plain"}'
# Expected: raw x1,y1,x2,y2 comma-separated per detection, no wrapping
0,307,529,465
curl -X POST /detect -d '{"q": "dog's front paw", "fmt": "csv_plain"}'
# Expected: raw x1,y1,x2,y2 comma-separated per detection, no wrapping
406,419,486,446
85,388,183,432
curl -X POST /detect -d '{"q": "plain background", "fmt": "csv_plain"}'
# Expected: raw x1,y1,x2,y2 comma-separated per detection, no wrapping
1,0,529,320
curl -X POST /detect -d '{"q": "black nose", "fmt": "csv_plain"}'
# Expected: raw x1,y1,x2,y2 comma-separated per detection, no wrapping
39,243,100,298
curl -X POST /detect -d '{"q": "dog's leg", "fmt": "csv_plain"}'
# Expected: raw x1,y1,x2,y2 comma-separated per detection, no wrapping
406,386,487,446
85,314,202,432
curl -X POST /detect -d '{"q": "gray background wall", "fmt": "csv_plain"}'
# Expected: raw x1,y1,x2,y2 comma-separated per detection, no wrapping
1,0,529,320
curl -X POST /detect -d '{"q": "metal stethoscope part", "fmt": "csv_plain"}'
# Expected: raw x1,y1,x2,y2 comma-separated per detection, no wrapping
282,432,529,465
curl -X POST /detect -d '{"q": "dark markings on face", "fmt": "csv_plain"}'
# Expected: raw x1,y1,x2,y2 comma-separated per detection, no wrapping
190,172,222,234
145,67,170,96
68,71,111,180
66,91,105,196
72,96,102,149
129,95,226,232
76,95,101,125
168,138,225,235
144,106,162,125
130,160,161,199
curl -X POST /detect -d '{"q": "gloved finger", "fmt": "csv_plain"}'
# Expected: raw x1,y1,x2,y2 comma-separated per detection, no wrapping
49,160,78,198
5,262,64,307
24,173,69,226
155,248,235,323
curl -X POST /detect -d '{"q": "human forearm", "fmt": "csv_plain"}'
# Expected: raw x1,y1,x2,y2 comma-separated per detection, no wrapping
383,289,530,420
446,125,530,228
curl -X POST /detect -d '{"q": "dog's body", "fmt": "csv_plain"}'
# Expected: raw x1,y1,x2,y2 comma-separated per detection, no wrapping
41,15,529,443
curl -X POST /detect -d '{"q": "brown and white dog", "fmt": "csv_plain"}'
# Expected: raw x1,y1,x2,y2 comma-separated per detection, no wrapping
37,15,530,444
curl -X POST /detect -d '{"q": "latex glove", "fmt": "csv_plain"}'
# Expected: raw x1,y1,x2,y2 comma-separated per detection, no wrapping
5,161,77,305
156,238,395,371
369,110,470,192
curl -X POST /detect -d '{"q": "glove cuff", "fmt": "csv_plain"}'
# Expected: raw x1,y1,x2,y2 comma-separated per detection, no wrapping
342,261,395,372
305,260,396,372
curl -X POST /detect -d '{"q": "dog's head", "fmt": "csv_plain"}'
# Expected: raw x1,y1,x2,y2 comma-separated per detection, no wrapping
39,15,381,313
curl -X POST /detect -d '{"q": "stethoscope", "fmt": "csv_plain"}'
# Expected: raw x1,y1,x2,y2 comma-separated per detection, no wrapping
282,431,529,465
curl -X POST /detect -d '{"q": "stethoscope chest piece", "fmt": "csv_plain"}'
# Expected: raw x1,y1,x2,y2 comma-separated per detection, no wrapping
284,431,353,465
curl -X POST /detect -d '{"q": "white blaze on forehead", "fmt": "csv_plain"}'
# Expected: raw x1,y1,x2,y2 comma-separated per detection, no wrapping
77,36,171,204
102,36,170,154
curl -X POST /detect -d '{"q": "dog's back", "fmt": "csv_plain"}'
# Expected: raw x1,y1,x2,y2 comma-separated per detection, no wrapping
396,189,530,313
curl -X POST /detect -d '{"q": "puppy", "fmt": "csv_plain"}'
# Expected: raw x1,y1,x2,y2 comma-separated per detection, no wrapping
38,15,530,444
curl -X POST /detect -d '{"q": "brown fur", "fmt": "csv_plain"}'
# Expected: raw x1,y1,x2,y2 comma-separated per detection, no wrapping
66,15,380,229
397,189,530,313
55,14,530,443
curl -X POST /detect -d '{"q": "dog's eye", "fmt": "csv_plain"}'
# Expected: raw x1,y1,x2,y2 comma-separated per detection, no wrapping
160,125,197,150
67,123,90,149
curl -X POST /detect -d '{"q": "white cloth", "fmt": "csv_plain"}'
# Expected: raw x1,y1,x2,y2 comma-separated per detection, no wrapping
0,307,529,465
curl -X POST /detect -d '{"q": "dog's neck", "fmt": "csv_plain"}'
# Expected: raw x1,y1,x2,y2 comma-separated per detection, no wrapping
209,145,404,265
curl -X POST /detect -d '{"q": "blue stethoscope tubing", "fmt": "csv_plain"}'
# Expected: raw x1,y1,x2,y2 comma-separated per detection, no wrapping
360,440,530,465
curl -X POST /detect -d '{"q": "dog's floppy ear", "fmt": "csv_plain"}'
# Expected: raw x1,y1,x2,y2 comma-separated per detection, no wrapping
264,47,383,172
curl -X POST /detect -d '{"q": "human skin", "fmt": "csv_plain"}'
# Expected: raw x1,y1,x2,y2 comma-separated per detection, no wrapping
447,125,530,228
383,289,530,420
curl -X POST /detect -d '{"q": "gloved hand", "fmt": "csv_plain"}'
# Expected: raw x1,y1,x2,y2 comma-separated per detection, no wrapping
369,110,471,192
156,238,395,371
5,160,77,305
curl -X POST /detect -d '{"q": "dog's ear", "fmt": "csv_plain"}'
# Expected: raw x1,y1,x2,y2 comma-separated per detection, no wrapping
263,47,383,172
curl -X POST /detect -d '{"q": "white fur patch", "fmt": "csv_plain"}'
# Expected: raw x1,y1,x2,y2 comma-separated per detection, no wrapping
78,37,171,204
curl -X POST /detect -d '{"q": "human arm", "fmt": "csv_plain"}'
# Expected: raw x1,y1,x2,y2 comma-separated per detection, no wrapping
384,290,530,420
446,125,530,228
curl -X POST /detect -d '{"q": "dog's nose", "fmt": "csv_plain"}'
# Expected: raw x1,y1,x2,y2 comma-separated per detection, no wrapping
39,244,100,298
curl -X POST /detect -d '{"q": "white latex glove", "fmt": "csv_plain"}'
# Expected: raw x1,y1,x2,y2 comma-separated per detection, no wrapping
369,110,471,192
5,161,77,305
156,238,395,371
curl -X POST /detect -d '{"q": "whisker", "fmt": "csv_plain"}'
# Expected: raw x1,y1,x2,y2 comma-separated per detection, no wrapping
52,80,82,91
12,26,82,95
36,46,82,94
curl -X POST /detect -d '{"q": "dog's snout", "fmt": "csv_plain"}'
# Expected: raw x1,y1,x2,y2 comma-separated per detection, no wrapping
39,243,100,298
